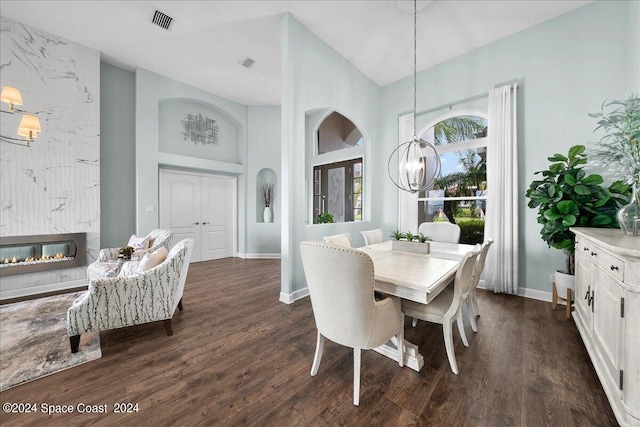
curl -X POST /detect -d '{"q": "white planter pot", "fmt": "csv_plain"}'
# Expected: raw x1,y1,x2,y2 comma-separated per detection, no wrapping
391,240,430,254
554,270,575,296
263,207,272,223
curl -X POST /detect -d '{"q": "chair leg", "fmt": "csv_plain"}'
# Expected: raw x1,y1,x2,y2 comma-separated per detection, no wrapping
310,331,325,376
163,319,173,336
443,320,459,374
178,298,183,311
397,314,404,367
412,317,418,327
353,348,361,406
69,335,81,353
456,311,469,347
470,290,480,318
468,299,478,333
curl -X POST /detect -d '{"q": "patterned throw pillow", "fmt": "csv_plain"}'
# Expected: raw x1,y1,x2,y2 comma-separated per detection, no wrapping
127,234,151,251
137,247,168,273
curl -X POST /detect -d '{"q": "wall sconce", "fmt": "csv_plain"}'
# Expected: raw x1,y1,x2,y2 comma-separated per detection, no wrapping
1,86,42,146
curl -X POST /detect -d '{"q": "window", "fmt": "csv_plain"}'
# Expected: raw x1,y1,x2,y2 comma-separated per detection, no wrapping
313,158,363,223
317,112,363,154
418,114,488,244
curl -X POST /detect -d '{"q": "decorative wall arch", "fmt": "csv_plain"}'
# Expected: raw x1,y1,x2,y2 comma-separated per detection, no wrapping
257,168,277,222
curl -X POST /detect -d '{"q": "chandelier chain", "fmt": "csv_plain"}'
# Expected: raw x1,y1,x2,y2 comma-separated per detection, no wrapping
413,0,417,137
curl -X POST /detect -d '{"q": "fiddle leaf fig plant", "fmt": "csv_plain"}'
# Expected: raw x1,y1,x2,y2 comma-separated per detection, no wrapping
526,145,631,275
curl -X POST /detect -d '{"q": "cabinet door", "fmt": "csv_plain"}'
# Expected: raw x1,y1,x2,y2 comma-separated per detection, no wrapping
574,251,592,334
623,289,640,419
593,266,624,396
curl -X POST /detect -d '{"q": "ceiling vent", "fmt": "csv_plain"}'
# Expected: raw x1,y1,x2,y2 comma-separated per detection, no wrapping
239,57,255,69
152,10,174,31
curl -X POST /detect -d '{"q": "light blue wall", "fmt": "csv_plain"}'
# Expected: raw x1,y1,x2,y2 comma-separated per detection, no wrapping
135,68,249,253
100,62,136,248
247,106,281,254
380,0,637,294
630,1,640,90
281,14,382,295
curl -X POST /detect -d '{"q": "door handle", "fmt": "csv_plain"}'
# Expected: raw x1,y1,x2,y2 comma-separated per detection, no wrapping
202,222,209,225
194,222,200,225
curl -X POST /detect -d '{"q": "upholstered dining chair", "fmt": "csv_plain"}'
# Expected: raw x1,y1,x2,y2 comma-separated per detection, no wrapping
323,232,352,247
401,247,481,374
418,222,461,243
360,229,384,246
465,238,494,332
299,241,404,406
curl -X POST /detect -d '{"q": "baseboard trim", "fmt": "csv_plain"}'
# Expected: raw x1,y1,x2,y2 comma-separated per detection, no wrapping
237,252,281,259
0,279,87,302
477,281,555,303
279,287,309,304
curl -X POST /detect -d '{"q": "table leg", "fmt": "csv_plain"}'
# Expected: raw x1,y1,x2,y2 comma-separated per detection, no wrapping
373,336,424,372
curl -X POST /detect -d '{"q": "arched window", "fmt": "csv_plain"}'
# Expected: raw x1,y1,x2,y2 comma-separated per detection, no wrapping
418,112,488,244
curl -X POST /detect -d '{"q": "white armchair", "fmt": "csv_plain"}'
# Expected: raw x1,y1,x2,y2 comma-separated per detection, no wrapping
67,238,194,353
300,241,403,406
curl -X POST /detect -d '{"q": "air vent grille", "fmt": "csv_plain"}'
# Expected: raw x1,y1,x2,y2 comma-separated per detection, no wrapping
152,10,174,31
239,57,255,69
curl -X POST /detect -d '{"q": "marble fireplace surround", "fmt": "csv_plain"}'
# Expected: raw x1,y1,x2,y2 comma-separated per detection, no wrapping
0,17,100,299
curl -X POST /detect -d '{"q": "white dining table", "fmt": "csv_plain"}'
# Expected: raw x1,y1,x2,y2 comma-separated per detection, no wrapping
359,240,475,371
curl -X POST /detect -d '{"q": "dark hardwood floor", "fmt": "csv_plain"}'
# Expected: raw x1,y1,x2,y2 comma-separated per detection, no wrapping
0,258,617,426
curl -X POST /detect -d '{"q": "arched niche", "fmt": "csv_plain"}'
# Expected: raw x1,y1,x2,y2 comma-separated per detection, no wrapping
305,108,367,224
158,98,241,164
257,168,277,222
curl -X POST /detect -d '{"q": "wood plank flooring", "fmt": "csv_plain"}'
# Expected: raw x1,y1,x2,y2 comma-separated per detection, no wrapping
0,258,618,426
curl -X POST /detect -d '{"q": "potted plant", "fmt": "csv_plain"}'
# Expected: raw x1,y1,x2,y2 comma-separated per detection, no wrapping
262,181,274,223
390,230,431,254
314,212,335,224
588,94,640,235
526,144,631,294
118,245,135,260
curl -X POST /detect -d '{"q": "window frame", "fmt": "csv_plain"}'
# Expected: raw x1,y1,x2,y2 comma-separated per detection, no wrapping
416,110,488,233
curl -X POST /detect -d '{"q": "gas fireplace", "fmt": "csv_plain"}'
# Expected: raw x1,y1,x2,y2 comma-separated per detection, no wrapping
0,233,86,276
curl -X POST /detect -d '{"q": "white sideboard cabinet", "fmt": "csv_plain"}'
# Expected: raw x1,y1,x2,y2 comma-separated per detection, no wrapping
571,227,640,426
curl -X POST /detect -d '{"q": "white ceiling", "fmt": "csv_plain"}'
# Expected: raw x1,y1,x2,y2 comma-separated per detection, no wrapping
1,0,592,106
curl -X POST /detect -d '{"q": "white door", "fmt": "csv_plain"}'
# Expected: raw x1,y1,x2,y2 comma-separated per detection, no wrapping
200,175,234,260
160,170,236,262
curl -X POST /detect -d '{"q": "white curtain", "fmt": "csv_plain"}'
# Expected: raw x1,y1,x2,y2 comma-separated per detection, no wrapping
484,84,519,294
397,113,419,233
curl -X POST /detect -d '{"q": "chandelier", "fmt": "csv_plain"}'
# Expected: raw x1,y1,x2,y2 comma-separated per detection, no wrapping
388,0,441,194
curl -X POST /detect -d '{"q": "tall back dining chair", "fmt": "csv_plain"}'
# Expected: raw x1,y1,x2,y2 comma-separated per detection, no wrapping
418,222,461,243
466,238,493,332
299,241,404,406
360,229,384,246
323,232,352,247
401,247,481,374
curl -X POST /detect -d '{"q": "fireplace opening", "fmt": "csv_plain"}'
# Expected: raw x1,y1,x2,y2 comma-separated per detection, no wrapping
0,233,86,276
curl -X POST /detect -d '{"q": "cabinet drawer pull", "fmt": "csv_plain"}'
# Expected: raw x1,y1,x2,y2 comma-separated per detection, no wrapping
585,285,591,302
610,265,619,271
583,247,589,251
591,252,597,256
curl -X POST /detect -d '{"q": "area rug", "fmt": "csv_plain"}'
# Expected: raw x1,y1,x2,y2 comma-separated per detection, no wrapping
0,291,101,392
